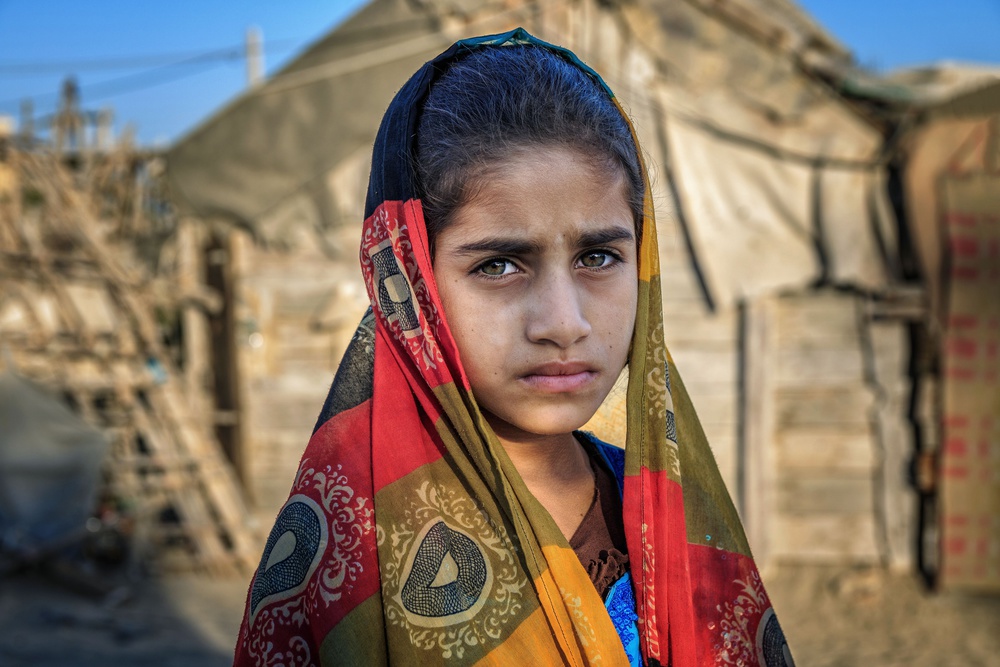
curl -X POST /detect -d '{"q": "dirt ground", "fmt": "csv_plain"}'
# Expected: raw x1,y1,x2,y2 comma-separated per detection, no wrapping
1,563,998,666
767,565,1000,667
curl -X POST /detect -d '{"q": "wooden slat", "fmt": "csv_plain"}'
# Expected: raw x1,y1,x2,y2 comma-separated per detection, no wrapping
776,426,875,472
775,387,874,426
663,308,737,344
777,475,875,515
741,295,778,565
774,293,860,346
774,347,866,387
669,346,738,384
868,320,917,570
772,514,880,562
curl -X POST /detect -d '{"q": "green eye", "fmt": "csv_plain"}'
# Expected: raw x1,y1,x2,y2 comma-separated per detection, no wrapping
580,252,610,268
479,259,511,276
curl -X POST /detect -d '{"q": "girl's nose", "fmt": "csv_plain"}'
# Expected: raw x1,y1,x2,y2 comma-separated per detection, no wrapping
525,272,592,348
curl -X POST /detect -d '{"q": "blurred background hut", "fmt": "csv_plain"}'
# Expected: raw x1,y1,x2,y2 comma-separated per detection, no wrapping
837,64,1000,592
164,0,946,582
0,94,257,575
899,70,1000,593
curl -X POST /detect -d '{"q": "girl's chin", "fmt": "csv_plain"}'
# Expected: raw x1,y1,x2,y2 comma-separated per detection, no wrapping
481,406,597,441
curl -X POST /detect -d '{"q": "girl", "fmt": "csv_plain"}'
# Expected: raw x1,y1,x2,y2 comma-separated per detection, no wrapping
234,28,792,667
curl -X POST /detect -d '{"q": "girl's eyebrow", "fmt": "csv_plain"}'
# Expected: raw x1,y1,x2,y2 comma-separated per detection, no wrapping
576,226,634,248
452,237,544,256
450,226,634,256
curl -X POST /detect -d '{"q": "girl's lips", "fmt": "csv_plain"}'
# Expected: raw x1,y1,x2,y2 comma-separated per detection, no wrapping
519,370,597,392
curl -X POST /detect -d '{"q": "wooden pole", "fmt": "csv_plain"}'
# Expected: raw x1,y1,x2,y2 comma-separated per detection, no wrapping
741,296,777,569
19,99,34,144
177,218,212,424
245,26,264,87
96,108,114,152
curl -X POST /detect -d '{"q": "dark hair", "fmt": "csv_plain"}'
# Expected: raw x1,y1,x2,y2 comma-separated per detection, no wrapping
415,45,644,244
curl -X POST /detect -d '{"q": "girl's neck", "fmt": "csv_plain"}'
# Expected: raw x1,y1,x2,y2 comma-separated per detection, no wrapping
505,433,590,481
486,418,595,539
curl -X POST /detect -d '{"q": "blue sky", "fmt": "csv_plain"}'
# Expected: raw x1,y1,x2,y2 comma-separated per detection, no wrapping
1,0,998,145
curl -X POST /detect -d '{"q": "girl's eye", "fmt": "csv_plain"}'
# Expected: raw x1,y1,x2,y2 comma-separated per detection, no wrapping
579,251,615,269
477,259,516,277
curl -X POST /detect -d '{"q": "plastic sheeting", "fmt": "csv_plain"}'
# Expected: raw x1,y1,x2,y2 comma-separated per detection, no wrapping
166,0,452,239
901,81,1000,326
666,117,895,308
0,372,108,555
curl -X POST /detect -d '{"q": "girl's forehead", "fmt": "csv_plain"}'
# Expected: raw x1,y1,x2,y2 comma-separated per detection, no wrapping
471,146,627,200
436,147,634,252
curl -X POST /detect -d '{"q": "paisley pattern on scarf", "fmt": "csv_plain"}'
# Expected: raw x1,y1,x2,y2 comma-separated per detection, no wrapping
708,570,794,667
249,495,326,624
378,480,528,659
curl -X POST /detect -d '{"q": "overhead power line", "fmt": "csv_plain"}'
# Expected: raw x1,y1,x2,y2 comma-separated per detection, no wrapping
0,39,299,76
0,57,222,110
0,39,301,111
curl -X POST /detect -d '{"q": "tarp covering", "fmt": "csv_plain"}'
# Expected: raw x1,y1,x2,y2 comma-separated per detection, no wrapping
665,113,894,307
900,77,1000,326
167,0,454,238
616,0,898,306
837,63,1000,110
0,372,108,555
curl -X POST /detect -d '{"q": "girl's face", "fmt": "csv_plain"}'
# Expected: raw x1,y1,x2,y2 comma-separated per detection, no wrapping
432,145,638,443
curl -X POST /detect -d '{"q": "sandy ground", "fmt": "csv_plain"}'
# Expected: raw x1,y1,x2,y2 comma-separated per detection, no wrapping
1,564,998,666
767,565,1000,667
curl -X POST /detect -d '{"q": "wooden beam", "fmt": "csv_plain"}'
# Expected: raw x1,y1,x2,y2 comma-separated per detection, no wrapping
740,295,777,567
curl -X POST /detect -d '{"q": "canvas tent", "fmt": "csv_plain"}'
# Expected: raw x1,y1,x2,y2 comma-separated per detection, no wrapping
167,0,916,569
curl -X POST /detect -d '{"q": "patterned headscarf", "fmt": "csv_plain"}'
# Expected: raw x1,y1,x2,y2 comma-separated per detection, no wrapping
235,28,792,667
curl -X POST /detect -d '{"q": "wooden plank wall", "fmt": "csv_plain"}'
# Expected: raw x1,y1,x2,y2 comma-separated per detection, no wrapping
772,293,880,562
745,291,915,566
231,229,370,517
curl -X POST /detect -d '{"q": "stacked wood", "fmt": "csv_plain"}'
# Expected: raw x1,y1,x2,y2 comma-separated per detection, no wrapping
0,147,257,575
742,291,915,569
